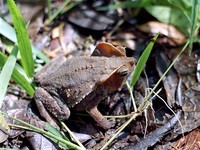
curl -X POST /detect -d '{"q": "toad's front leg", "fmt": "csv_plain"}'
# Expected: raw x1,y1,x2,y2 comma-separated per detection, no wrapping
34,87,70,127
87,106,113,130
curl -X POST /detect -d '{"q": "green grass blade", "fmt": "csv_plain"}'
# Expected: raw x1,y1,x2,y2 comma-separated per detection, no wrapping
0,17,49,63
45,124,71,149
47,0,52,18
0,18,17,42
0,111,83,150
1,37,21,59
45,124,69,141
130,33,159,88
46,0,82,24
0,52,34,96
46,0,70,24
7,0,34,78
61,1,82,14
0,45,18,108
189,0,198,55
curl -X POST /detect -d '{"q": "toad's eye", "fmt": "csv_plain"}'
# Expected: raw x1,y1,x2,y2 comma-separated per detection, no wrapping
117,67,129,77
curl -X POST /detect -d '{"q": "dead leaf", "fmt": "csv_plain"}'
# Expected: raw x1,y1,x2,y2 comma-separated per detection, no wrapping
137,21,187,45
0,114,10,143
173,129,200,150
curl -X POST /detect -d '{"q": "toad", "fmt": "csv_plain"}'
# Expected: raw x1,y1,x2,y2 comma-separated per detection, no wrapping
34,42,135,129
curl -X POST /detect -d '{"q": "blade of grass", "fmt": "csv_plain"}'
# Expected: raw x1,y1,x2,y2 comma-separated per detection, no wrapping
130,33,159,88
100,112,141,150
0,17,49,63
46,0,70,25
189,0,198,55
45,124,69,141
47,0,52,18
60,1,82,14
97,0,149,10
0,52,34,96
7,0,34,78
60,121,86,149
101,34,159,149
46,0,82,25
0,45,18,108
45,123,71,149
102,36,187,149
138,40,189,112
1,37,21,59
126,81,137,112
0,111,83,150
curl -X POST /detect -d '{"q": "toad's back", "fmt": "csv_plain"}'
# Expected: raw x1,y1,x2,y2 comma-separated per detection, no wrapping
39,56,134,108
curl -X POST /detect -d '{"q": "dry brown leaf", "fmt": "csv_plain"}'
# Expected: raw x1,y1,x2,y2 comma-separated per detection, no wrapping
137,21,187,45
173,129,200,150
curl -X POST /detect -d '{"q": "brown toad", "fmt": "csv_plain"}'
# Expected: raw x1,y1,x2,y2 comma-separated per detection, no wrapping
34,42,135,129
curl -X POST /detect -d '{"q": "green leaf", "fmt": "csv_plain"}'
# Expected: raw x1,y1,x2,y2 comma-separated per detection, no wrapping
167,0,192,14
98,0,151,10
7,0,34,78
145,6,190,35
0,17,49,63
130,33,159,88
99,0,192,36
0,45,18,108
0,52,34,96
